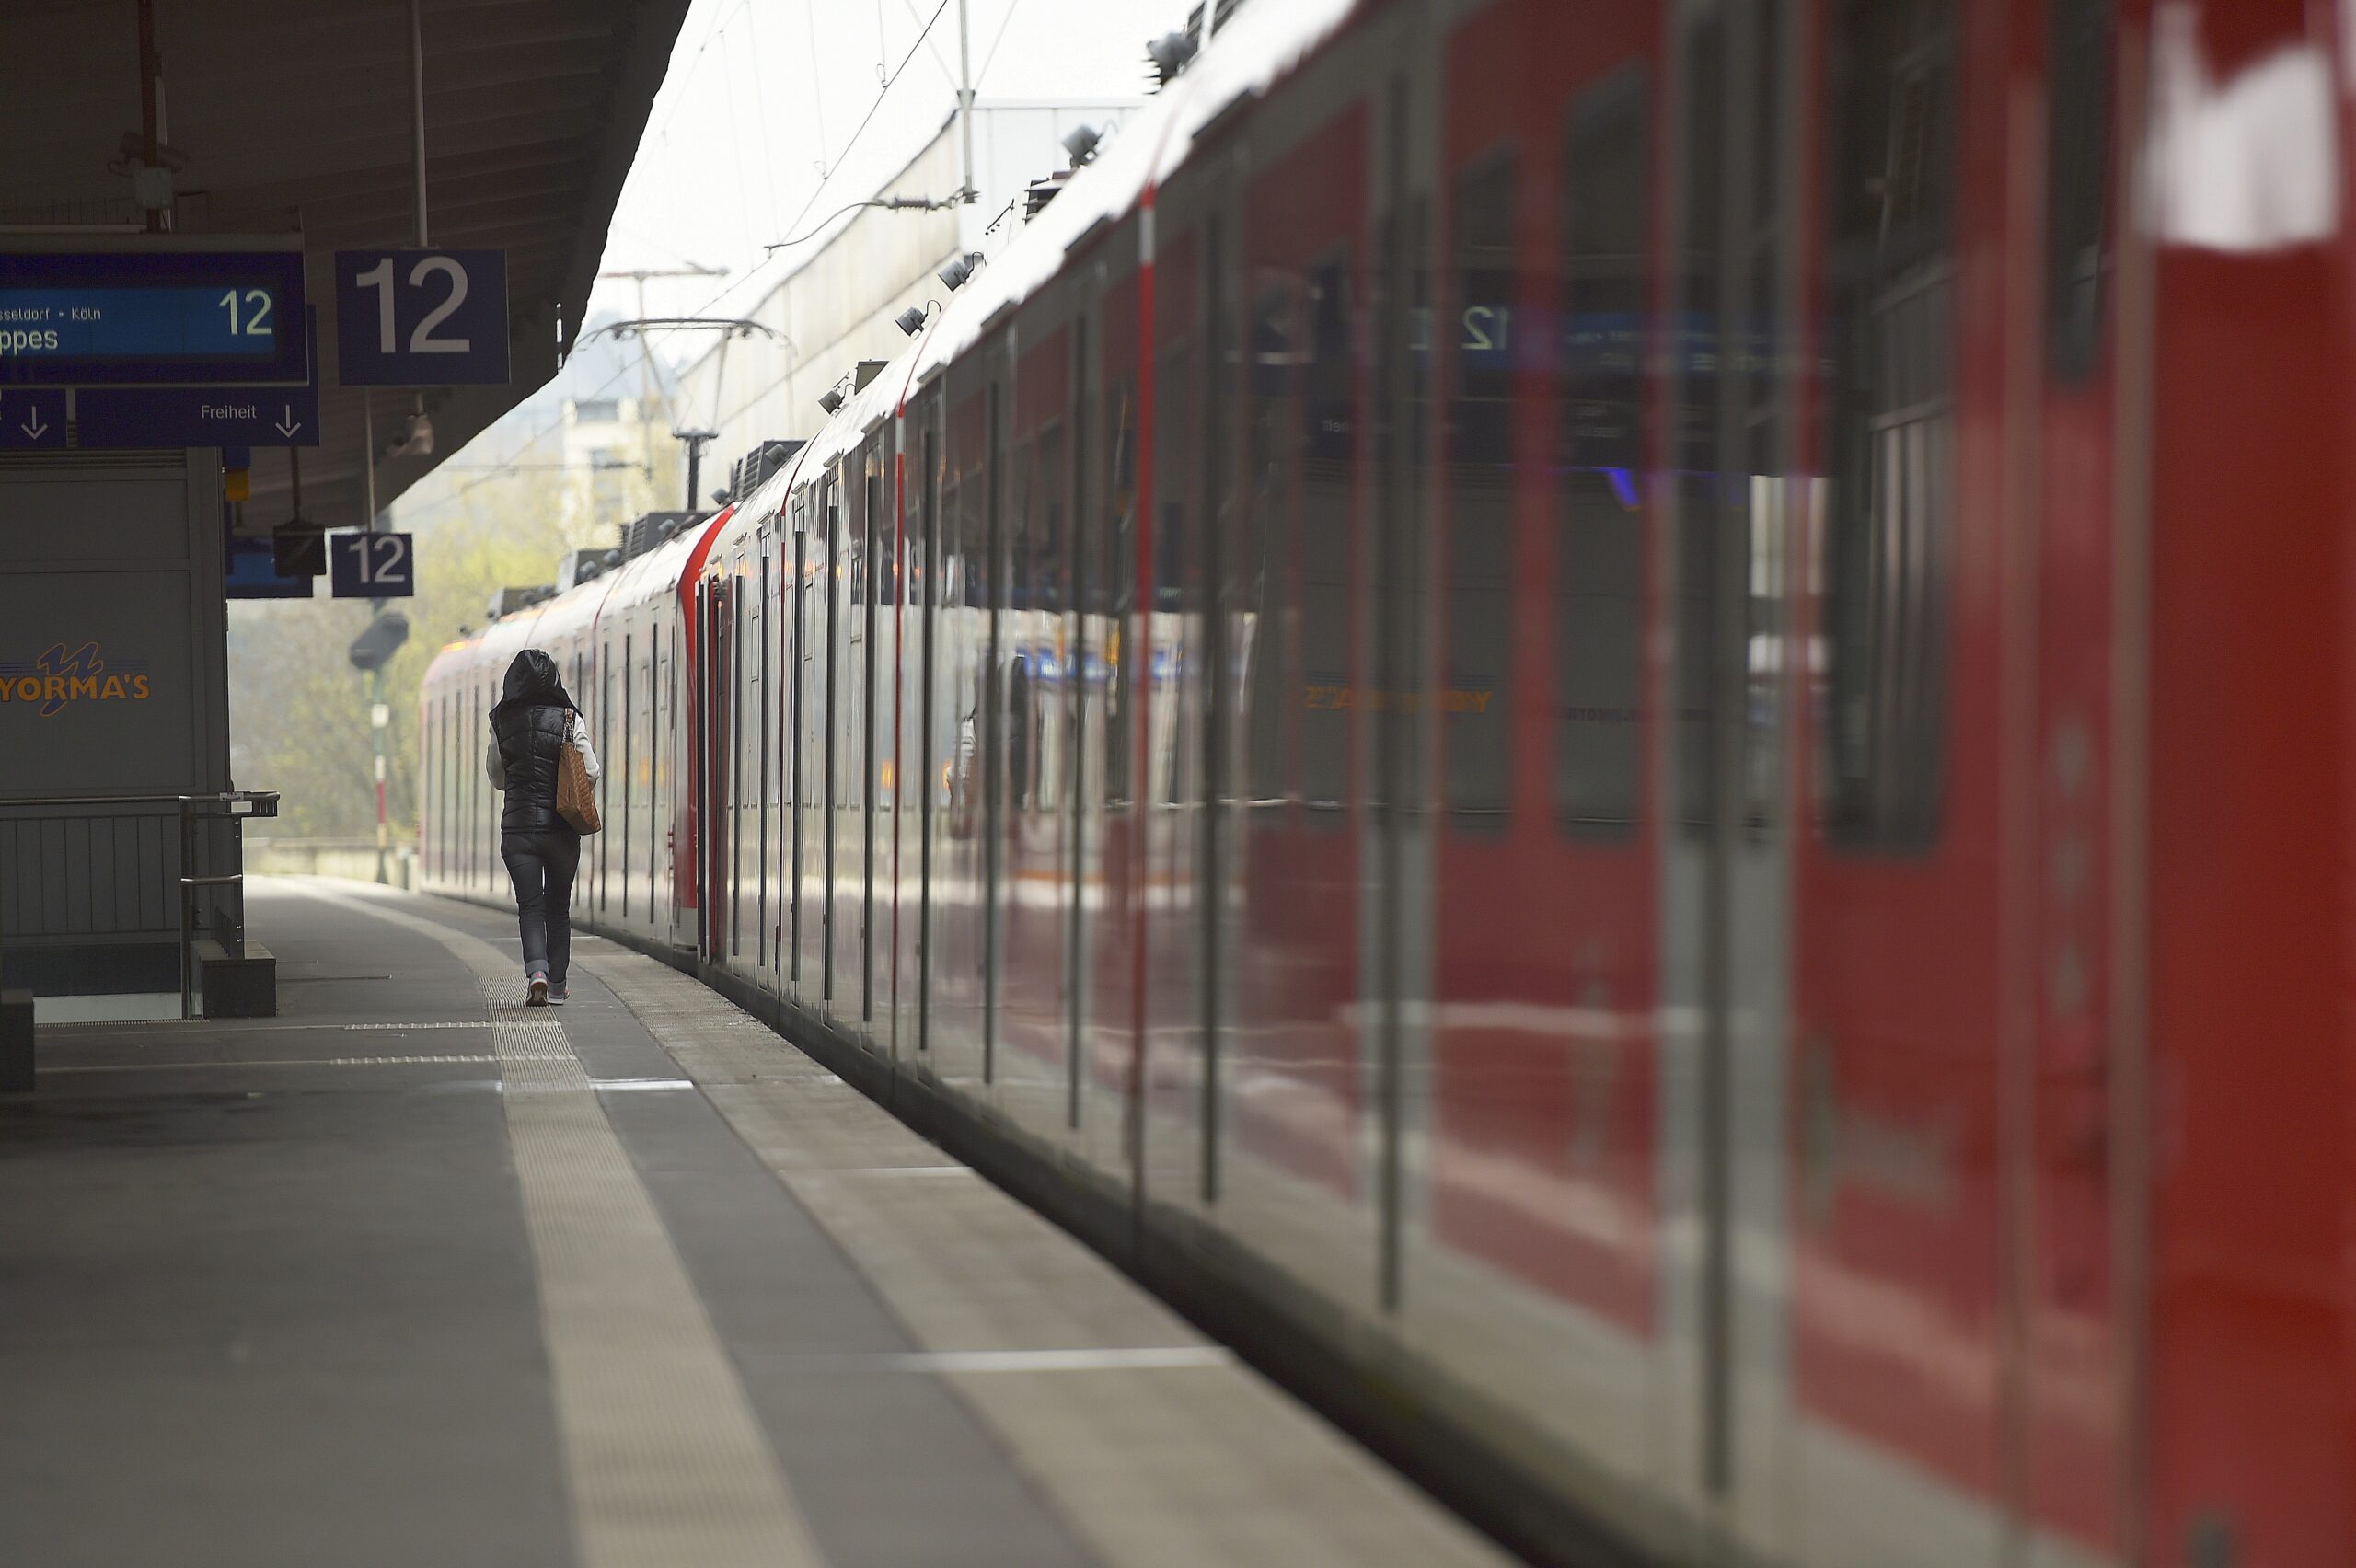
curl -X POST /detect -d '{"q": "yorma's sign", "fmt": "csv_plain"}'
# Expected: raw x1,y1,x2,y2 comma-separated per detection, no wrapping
0,642,153,717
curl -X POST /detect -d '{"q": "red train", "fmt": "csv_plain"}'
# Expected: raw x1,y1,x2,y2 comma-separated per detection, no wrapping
422,0,2354,1562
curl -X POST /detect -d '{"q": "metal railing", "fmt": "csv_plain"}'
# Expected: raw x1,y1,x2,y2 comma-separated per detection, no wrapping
0,791,279,1019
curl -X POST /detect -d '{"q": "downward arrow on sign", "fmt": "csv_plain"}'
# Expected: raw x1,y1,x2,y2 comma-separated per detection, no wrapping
275,407,301,438
20,409,47,441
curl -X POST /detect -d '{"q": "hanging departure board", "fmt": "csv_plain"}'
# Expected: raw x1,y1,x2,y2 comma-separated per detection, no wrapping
0,248,309,386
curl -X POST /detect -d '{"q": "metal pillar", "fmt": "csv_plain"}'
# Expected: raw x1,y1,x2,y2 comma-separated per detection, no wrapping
372,671,390,883
956,0,976,203
410,0,429,247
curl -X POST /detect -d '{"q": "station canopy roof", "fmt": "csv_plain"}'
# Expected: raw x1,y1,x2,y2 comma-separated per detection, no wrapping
0,0,694,533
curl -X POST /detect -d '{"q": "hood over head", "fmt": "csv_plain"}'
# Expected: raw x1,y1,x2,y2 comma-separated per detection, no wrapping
491,648,579,720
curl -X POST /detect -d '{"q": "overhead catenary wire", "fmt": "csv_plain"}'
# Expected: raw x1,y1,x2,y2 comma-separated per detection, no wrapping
975,0,1024,91
734,2,781,241
898,0,958,88
803,0,831,174
771,0,955,248
398,0,968,529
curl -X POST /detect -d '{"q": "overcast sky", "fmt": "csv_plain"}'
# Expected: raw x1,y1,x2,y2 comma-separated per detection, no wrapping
586,0,1194,333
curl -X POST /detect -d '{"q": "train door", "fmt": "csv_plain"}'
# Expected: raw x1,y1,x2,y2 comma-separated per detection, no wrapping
789,500,812,1003
1138,213,1204,1205
1653,0,1808,1544
658,619,676,944
930,390,989,1085
725,548,744,965
756,535,774,986
854,455,883,1036
1057,317,1097,1136
978,378,1008,1086
884,416,915,1059
1409,0,1692,1512
2016,2,2128,1555
1786,0,2027,1562
897,410,933,1061
999,325,1074,1137
822,472,845,1008
688,583,706,956
1083,282,1142,1183
701,572,733,966
1219,105,1373,1305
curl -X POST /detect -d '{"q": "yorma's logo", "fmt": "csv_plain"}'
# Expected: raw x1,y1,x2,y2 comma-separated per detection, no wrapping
0,642,152,717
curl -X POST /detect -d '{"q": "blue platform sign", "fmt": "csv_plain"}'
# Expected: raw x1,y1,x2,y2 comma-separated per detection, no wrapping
329,531,415,599
0,386,66,450
225,536,315,600
0,248,308,386
78,307,322,449
335,249,508,386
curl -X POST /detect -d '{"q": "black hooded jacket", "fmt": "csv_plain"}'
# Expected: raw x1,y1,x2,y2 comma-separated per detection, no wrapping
489,649,580,835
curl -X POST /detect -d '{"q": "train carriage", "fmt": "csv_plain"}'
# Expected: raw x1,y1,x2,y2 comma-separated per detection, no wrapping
421,0,2356,1562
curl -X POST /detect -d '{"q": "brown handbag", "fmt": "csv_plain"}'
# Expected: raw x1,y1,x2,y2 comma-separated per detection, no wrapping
557,726,602,835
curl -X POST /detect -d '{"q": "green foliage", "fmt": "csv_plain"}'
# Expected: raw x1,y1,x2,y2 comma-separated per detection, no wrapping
227,434,679,841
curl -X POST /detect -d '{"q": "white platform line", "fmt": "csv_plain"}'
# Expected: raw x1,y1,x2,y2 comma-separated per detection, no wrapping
35,1053,544,1074
898,1347,1233,1374
752,1346,1235,1375
303,883,820,1568
814,1164,980,1179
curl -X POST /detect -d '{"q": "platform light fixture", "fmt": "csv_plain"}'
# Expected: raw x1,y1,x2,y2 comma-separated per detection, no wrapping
937,252,983,293
1061,123,1102,167
1147,31,1197,86
818,387,846,416
895,306,928,337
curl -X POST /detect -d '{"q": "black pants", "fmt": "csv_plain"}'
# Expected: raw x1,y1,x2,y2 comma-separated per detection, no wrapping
501,829,580,985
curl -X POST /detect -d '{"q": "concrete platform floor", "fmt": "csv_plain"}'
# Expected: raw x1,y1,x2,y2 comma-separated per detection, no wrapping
0,878,1518,1568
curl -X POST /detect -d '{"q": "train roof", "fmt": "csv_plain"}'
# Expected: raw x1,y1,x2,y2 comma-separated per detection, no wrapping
455,0,1368,624
696,0,1363,570
422,505,732,686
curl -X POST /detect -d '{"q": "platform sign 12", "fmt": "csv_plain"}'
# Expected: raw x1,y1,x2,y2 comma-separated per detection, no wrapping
329,531,415,599
333,249,509,386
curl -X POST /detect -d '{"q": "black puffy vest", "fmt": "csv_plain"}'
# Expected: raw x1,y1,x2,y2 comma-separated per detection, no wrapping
491,704,573,835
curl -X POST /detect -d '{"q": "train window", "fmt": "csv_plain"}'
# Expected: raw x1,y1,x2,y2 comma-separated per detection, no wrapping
1009,433,1037,813
1103,377,1137,807
1036,421,1066,811
1372,168,1434,852
1444,149,1520,829
1067,327,1091,833
2046,0,2110,379
1299,255,1352,818
1244,279,1295,808
1555,70,1650,836
1156,307,1194,809
1821,0,1956,849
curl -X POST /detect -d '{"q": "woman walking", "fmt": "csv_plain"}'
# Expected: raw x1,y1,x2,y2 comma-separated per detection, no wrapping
485,649,599,1006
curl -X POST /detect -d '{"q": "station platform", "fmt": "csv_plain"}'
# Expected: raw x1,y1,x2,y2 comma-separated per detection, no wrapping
1,878,1515,1568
